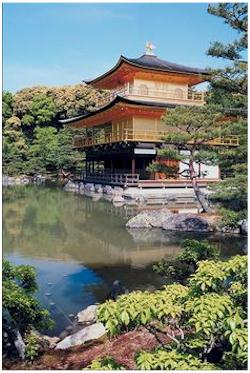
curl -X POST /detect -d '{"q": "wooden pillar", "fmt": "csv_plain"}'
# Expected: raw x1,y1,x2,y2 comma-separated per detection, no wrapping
85,159,88,176
132,158,136,174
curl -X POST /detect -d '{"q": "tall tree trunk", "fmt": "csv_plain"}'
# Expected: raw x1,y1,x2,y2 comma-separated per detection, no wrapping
189,158,212,213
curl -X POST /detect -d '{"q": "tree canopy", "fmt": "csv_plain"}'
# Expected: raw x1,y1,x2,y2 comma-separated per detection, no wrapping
2,83,107,176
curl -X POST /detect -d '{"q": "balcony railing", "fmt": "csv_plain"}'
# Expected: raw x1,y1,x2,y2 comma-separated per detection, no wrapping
95,87,205,108
73,129,239,149
82,173,140,186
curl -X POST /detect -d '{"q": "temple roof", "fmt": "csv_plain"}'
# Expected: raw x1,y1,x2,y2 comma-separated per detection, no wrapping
126,54,206,75
84,54,208,87
59,96,175,125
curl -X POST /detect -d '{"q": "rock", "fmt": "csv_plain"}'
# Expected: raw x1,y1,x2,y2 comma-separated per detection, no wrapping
59,331,69,340
55,322,106,350
95,184,103,193
113,186,123,195
112,195,125,204
79,182,85,192
42,335,60,349
239,219,248,235
77,305,98,325
103,185,113,195
64,181,78,191
85,183,95,193
162,213,209,232
2,175,15,187
126,209,172,229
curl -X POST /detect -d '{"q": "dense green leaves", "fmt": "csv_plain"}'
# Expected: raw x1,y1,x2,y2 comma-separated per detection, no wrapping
86,356,126,370
97,252,247,369
205,3,247,229
97,284,188,336
3,260,53,357
135,349,216,370
2,84,105,177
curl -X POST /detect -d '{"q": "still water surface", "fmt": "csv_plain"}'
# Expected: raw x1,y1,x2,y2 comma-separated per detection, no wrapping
3,186,246,335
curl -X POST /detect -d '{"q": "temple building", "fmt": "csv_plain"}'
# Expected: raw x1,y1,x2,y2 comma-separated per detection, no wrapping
61,44,238,189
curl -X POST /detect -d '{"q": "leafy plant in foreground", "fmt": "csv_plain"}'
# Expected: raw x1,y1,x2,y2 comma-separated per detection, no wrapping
86,356,126,370
97,254,247,369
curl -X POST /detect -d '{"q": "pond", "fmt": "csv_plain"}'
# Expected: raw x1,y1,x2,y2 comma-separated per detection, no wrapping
3,185,246,336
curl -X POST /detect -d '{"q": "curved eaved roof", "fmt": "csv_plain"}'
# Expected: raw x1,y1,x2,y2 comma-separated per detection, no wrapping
84,54,208,85
59,96,175,125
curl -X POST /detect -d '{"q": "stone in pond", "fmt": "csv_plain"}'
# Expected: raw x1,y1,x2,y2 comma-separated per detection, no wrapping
162,213,209,232
126,209,172,229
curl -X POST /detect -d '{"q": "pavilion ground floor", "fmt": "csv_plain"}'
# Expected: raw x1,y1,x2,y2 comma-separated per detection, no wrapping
74,142,219,189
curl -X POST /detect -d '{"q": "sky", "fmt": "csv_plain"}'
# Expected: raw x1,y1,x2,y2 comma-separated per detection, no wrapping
3,2,242,92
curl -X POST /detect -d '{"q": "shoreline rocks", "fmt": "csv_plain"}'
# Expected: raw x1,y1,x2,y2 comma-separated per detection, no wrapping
126,210,211,233
162,213,209,232
77,305,98,325
55,322,106,350
126,209,248,235
3,174,47,187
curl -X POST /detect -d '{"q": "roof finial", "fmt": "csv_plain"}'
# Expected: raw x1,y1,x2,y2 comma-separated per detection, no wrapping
145,41,156,56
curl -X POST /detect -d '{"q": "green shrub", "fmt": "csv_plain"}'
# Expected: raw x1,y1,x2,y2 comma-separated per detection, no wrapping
153,239,220,282
135,349,216,370
85,356,125,370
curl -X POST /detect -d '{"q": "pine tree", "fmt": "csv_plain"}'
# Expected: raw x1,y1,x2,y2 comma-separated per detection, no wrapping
206,3,247,226
147,105,228,212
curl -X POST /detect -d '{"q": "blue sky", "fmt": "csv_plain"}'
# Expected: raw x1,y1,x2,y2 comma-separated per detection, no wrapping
3,3,241,92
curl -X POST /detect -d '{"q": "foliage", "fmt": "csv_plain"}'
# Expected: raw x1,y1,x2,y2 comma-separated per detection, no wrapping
3,91,14,125
3,259,53,358
86,356,126,370
3,116,29,175
97,284,188,336
153,239,220,282
24,332,41,361
205,3,247,228
97,253,247,370
135,349,216,370
147,104,225,212
2,84,106,177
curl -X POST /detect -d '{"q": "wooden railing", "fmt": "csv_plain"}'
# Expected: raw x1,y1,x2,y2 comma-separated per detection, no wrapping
95,87,205,108
83,173,140,186
73,130,239,149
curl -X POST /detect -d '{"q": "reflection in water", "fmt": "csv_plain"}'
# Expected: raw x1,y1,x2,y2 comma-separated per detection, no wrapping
3,186,246,335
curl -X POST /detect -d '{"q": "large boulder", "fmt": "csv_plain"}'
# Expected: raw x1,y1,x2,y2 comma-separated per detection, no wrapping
126,209,172,229
77,305,98,325
162,213,209,232
55,322,106,350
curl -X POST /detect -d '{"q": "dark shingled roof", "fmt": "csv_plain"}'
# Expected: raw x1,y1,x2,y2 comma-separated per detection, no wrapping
59,96,177,125
126,54,206,75
84,54,208,85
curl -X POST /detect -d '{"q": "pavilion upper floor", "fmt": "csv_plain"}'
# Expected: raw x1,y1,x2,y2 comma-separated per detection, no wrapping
95,79,205,109
83,51,208,109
